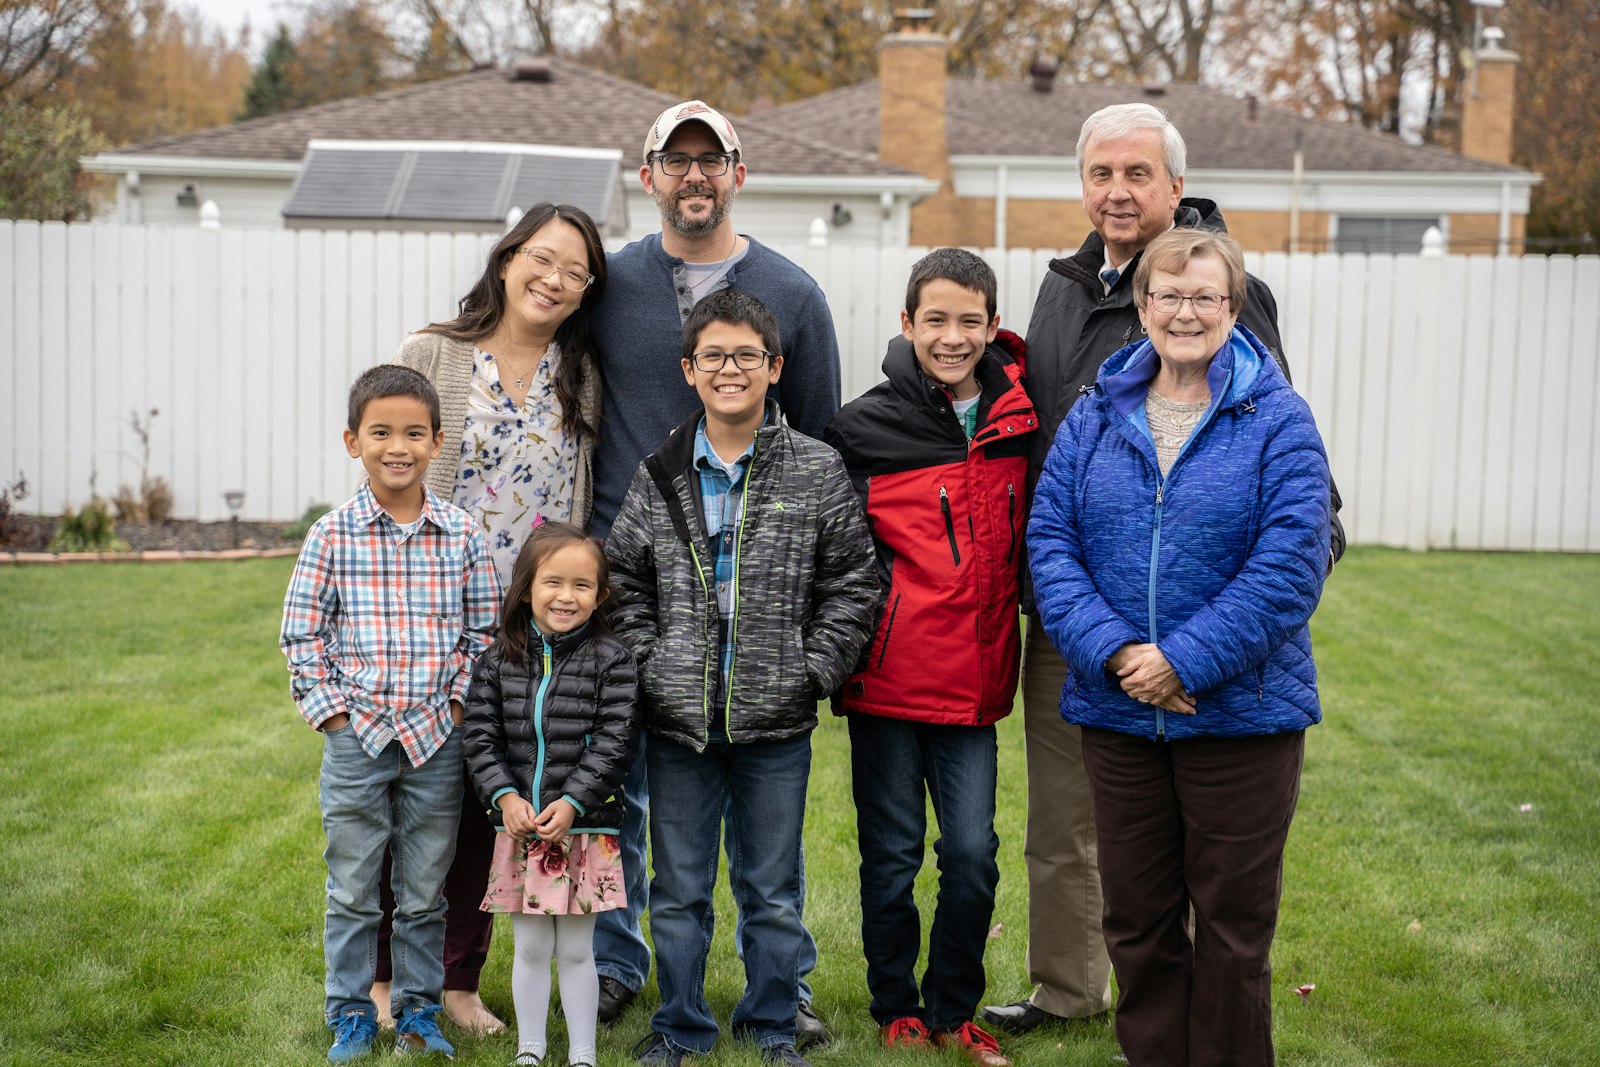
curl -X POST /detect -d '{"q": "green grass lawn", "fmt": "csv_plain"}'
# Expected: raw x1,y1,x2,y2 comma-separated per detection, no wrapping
1,548,1597,1066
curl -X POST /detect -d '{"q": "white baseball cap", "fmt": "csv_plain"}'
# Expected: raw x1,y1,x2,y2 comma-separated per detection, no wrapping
643,100,742,161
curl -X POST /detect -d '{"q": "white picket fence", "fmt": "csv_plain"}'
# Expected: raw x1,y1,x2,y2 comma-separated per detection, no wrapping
3,219,1598,551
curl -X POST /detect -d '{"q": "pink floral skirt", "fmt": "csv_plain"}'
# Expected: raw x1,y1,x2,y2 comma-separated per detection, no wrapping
481,831,627,916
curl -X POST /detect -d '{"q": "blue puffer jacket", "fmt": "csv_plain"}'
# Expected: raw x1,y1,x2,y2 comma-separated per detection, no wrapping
1026,324,1331,741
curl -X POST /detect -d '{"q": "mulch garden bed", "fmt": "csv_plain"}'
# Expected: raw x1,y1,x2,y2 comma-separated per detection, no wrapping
3,514,301,555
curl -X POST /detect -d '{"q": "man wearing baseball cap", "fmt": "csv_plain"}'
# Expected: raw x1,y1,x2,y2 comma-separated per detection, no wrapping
587,99,842,1059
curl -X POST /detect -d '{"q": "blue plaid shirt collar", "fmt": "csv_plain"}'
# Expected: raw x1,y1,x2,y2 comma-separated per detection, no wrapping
348,481,451,532
692,418,756,484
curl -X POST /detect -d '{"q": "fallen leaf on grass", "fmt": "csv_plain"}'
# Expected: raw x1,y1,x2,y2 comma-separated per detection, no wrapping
1294,983,1315,1003
988,922,1004,941
1408,919,1422,932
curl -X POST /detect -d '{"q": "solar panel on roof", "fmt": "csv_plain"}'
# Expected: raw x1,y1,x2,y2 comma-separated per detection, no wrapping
283,142,620,226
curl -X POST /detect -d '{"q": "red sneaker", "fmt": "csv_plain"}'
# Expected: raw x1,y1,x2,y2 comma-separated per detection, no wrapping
932,1021,1011,1067
879,1017,931,1048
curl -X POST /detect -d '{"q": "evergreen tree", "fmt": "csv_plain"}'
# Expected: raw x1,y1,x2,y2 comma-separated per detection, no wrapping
237,26,301,119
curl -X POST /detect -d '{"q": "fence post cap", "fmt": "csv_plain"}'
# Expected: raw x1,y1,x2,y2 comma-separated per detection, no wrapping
809,216,828,247
199,200,221,230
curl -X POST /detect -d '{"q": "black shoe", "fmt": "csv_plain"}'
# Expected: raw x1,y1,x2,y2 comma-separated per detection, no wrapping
795,1000,829,1050
597,976,637,1027
978,999,1073,1033
761,1044,811,1067
632,1032,688,1066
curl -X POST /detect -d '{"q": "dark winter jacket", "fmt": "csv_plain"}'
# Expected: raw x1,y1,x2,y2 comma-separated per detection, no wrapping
605,402,879,752
824,331,1038,726
1027,325,1331,742
1023,198,1344,570
462,620,639,834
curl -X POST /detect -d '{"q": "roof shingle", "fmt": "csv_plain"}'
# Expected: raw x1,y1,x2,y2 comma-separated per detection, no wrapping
114,59,913,178
761,78,1526,175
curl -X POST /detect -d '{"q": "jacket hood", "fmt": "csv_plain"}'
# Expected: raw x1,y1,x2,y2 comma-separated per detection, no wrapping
1047,198,1229,292
1096,323,1282,416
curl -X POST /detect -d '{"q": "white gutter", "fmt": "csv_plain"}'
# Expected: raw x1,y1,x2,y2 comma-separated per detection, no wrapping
80,153,304,179
743,174,942,197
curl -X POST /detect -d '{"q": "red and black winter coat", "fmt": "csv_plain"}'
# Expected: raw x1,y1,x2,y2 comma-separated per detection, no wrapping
823,330,1038,726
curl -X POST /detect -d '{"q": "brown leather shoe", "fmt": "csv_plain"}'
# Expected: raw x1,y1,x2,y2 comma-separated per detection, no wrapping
932,1021,1011,1067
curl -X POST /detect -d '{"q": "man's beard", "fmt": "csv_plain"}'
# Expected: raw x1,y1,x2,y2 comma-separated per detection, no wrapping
654,180,738,239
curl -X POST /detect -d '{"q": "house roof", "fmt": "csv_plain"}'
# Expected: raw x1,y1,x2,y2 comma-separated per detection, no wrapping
112,59,913,179
760,78,1527,175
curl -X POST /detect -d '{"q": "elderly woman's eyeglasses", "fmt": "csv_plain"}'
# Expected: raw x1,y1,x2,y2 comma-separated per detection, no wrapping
514,247,594,292
650,152,736,177
689,348,771,372
1146,291,1229,316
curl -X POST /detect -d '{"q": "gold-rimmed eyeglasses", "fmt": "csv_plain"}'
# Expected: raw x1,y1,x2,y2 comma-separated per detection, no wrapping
1145,291,1229,316
515,247,594,292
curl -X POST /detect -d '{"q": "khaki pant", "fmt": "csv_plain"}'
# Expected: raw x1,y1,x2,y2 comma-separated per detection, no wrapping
1019,622,1113,1017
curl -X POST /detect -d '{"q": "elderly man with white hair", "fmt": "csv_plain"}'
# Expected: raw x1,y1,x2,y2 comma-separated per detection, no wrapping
982,101,1342,1037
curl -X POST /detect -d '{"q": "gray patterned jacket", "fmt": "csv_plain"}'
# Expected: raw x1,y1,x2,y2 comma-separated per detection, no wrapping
605,404,878,752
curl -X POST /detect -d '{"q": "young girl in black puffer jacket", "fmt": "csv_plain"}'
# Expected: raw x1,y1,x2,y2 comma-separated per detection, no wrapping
462,520,639,1067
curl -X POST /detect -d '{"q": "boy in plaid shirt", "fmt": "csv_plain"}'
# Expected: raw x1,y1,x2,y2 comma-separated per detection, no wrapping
282,365,500,1062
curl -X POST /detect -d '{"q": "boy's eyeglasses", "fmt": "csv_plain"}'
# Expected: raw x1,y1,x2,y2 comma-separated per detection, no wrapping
1145,291,1229,315
689,348,771,372
649,151,736,177
514,247,594,292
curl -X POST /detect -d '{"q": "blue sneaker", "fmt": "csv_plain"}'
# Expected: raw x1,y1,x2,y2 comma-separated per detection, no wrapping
394,1004,455,1058
328,1011,378,1063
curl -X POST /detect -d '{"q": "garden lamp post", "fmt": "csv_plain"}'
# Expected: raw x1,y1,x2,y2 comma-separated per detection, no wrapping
224,490,245,548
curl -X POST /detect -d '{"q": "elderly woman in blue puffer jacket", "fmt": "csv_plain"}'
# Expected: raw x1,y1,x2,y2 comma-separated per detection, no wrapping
1026,228,1330,1067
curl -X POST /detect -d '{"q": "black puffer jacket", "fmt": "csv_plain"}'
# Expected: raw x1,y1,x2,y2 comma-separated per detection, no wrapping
606,402,879,752
462,620,639,835
1024,198,1344,574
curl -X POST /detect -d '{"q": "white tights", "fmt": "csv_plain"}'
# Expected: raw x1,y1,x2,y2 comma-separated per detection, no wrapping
509,911,599,1067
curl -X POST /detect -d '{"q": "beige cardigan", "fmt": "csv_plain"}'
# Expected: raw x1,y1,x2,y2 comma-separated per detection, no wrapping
392,331,600,528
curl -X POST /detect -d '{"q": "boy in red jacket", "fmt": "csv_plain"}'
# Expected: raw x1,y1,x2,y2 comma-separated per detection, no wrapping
823,249,1038,1067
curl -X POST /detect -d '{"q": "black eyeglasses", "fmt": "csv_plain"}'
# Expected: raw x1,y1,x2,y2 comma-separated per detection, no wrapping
688,348,771,372
650,152,736,177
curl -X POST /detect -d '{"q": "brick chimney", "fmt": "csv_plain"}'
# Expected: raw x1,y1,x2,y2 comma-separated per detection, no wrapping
878,8,959,244
1460,27,1519,164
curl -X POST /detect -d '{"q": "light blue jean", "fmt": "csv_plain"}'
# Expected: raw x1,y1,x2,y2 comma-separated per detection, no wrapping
645,733,812,1054
320,725,462,1022
594,733,818,1001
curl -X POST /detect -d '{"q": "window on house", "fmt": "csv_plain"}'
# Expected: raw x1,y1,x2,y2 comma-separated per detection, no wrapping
1332,216,1442,253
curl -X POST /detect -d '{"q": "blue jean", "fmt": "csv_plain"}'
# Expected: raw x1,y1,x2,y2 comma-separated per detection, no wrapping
848,713,1000,1031
646,733,812,1053
320,725,462,1022
594,733,653,992
594,732,818,1001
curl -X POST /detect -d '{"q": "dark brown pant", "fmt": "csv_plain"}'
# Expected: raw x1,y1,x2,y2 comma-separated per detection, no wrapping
376,774,496,990
1080,727,1304,1067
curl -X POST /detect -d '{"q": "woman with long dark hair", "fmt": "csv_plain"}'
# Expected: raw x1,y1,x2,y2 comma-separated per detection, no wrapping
373,203,609,1034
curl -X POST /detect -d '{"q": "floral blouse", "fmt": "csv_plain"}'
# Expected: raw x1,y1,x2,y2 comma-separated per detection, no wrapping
451,344,578,586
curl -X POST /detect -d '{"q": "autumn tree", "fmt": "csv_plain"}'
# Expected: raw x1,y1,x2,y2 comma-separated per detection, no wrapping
0,0,118,102
55,1,251,145
1507,0,1600,245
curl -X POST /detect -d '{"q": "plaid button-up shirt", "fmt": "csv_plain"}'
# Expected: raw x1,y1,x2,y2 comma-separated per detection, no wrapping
281,483,501,766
